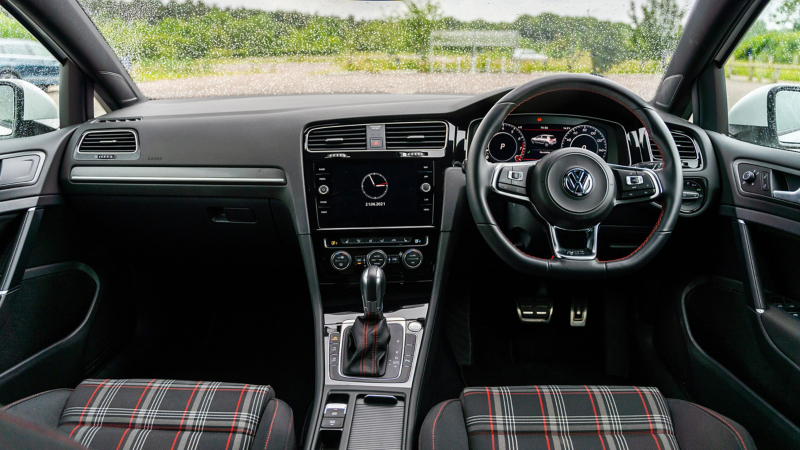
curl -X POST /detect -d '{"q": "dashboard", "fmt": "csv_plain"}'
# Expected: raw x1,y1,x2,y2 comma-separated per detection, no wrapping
470,114,630,164
58,88,716,284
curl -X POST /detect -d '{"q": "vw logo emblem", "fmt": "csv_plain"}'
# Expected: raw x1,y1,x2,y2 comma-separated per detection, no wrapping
563,168,593,197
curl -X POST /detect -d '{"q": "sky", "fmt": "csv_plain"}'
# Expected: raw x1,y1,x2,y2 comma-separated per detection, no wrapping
205,0,699,24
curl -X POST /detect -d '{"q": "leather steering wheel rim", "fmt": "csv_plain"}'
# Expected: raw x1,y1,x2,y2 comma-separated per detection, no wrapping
466,74,683,279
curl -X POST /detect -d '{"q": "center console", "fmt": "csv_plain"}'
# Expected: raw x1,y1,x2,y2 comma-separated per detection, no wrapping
303,121,452,450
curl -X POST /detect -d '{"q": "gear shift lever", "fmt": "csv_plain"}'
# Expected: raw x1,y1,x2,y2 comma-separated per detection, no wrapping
341,265,391,377
361,265,386,314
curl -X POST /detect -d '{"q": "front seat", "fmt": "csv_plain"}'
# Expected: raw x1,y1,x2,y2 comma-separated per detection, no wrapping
420,385,755,450
0,378,295,450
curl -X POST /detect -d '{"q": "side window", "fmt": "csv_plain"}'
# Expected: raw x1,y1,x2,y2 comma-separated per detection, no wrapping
727,1,800,150
0,9,60,140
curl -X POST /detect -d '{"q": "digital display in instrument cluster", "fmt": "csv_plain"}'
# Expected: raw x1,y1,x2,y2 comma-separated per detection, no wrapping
483,118,609,162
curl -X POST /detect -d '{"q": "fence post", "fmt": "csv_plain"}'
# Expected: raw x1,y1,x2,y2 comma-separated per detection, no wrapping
501,57,506,73
774,67,781,83
486,57,491,73
748,54,754,81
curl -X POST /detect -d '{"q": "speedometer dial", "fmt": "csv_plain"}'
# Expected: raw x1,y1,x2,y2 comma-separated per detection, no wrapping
561,125,608,160
486,123,525,162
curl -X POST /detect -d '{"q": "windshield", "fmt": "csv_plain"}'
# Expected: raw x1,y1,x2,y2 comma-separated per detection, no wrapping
79,0,696,100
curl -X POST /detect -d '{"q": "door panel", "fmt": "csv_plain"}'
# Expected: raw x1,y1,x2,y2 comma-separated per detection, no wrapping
694,130,800,448
0,129,118,402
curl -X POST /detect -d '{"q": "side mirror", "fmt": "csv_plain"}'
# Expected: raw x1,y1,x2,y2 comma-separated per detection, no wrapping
0,79,58,140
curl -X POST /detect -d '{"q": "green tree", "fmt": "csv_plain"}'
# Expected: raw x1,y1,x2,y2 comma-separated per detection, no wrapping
774,0,800,30
585,21,631,74
401,0,443,57
629,0,684,63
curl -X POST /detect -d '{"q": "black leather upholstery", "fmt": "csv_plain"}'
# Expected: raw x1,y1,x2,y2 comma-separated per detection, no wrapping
420,386,757,450
1,379,295,450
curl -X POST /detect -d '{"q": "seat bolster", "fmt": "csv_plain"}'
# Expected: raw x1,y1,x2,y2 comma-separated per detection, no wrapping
419,400,468,450
668,399,757,450
252,398,296,450
0,412,85,450
1,389,73,429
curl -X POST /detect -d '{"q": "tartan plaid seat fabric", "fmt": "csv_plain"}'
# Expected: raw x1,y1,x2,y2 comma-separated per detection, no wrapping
2,378,296,450
419,385,757,450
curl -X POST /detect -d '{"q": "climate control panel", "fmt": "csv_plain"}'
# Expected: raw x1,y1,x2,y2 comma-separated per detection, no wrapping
317,233,434,281
330,248,424,271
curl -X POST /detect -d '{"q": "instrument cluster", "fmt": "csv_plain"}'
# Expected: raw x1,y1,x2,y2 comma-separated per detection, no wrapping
471,114,626,164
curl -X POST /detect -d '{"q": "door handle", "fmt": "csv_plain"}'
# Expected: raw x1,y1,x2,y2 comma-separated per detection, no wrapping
773,187,800,205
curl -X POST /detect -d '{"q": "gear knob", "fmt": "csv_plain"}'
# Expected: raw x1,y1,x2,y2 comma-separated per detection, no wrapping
360,265,386,314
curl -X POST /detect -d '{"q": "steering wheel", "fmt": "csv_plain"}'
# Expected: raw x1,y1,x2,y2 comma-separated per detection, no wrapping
466,74,682,278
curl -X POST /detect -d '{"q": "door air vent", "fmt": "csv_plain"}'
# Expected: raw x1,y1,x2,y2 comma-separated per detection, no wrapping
306,125,367,151
649,129,701,169
385,121,447,150
77,130,138,153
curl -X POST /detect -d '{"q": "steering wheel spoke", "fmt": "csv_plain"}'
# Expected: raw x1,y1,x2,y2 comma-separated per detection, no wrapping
547,223,600,260
609,164,663,205
490,161,537,204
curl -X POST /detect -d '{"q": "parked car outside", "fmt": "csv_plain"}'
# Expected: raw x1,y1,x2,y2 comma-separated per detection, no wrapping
0,38,59,91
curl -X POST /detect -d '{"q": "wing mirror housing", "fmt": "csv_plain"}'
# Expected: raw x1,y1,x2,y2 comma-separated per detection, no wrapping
0,80,58,140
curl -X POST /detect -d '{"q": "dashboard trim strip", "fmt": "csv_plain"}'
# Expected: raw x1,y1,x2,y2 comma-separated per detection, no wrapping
69,166,287,184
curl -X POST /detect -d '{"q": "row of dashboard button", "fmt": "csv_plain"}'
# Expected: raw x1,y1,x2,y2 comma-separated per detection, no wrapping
330,249,423,270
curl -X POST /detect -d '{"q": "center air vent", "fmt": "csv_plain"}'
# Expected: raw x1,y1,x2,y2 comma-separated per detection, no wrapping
307,125,367,151
649,129,701,169
78,130,138,153
385,122,447,150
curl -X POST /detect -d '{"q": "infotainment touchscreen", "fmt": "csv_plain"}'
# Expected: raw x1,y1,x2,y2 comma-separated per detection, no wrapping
315,160,433,229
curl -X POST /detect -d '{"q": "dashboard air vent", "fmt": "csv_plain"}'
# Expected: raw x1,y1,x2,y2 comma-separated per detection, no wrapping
385,122,447,150
649,130,700,168
78,130,138,153
307,125,367,151
94,117,142,123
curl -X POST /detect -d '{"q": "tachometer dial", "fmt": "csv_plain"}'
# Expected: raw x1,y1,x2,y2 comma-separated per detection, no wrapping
486,123,525,162
561,125,608,160
362,173,388,199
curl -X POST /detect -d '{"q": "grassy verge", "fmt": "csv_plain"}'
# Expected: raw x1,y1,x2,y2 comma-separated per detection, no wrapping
130,53,672,82
728,64,800,82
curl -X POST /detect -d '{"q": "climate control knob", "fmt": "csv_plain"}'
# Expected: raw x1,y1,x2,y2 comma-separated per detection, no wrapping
402,249,423,269
330,251,352,271
367,250,388,267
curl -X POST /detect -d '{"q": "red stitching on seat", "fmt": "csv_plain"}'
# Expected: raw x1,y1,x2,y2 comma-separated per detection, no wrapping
225,383,248,450
0,389,73,412
115,428,130,450
128,379,156,428
431,400,457,450
697,405,748,450
633,386,662,450
485,387,495,450
264,399,280,450
71,378,109,437
583,386,607,450
171,380,203,450
534,386,551,450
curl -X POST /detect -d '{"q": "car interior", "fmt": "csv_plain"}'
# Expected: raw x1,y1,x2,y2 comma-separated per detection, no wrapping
0,0,799,449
